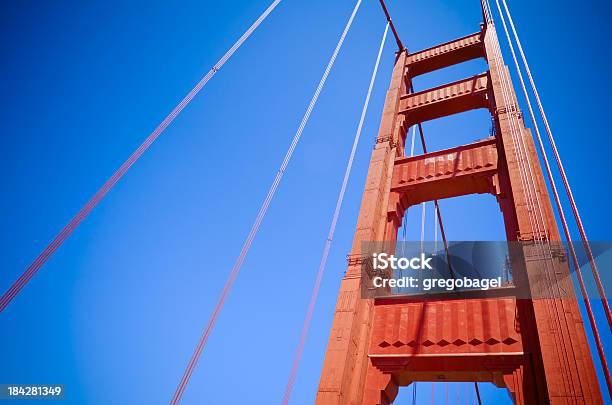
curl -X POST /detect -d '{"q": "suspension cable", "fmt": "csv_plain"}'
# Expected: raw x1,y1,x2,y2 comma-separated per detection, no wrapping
434,203,438,253
400,126,414,287
456,383,459,404
431,382,434,405
499,0,611,332
378,0,404,51
445,382,449,405
169,2,363,403
0,0,283,314
474,382,482,405
403,125,416,281
410,125,416,157
420,202,426,253
281,17,385,405
480,0,493,25
494,0,612,396
412,117,455,278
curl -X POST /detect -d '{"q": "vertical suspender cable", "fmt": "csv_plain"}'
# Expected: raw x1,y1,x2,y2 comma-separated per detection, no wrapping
445,382,449,405
0,0,283,314
170,2,364,403
474,382,482,405
456,383,459,405
406,125,416,263
281,19,387,405
420,203,426,253
434,203,438,253
410,125,417,157
431,382,435,405
499,0,612,331
494,0,612,396
400,208,407,286
412,120,454,277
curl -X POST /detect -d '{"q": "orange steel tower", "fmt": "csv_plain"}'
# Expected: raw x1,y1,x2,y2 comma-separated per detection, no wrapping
315,19,603,405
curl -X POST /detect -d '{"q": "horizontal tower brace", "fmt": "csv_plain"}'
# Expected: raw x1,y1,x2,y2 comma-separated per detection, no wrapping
399,73,490,127
406,32,485,77
389,137,498,209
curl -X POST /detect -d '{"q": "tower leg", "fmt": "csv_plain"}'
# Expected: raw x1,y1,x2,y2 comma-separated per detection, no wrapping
316,49,408,405
502,363,542,405
362,363,398,405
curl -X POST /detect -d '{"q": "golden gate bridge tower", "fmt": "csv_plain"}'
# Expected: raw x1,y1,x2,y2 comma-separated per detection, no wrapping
315,4,604,405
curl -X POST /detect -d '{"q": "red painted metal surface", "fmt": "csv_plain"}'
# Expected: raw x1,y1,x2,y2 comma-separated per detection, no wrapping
399,73,490,127
387,138,500,222
315,20,603,405
406,32,484,77
494,0,612,395
391,138,497,202
370,297,522,357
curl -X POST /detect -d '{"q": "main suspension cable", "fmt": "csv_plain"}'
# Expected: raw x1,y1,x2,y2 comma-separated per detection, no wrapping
378,0,403,51
281,20,387,405
499,0,611,331
494,0,612,396
0,0,283,314
170,2,363,403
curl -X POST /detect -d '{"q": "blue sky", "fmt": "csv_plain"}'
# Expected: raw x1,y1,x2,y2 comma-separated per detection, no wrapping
1,0,610,403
